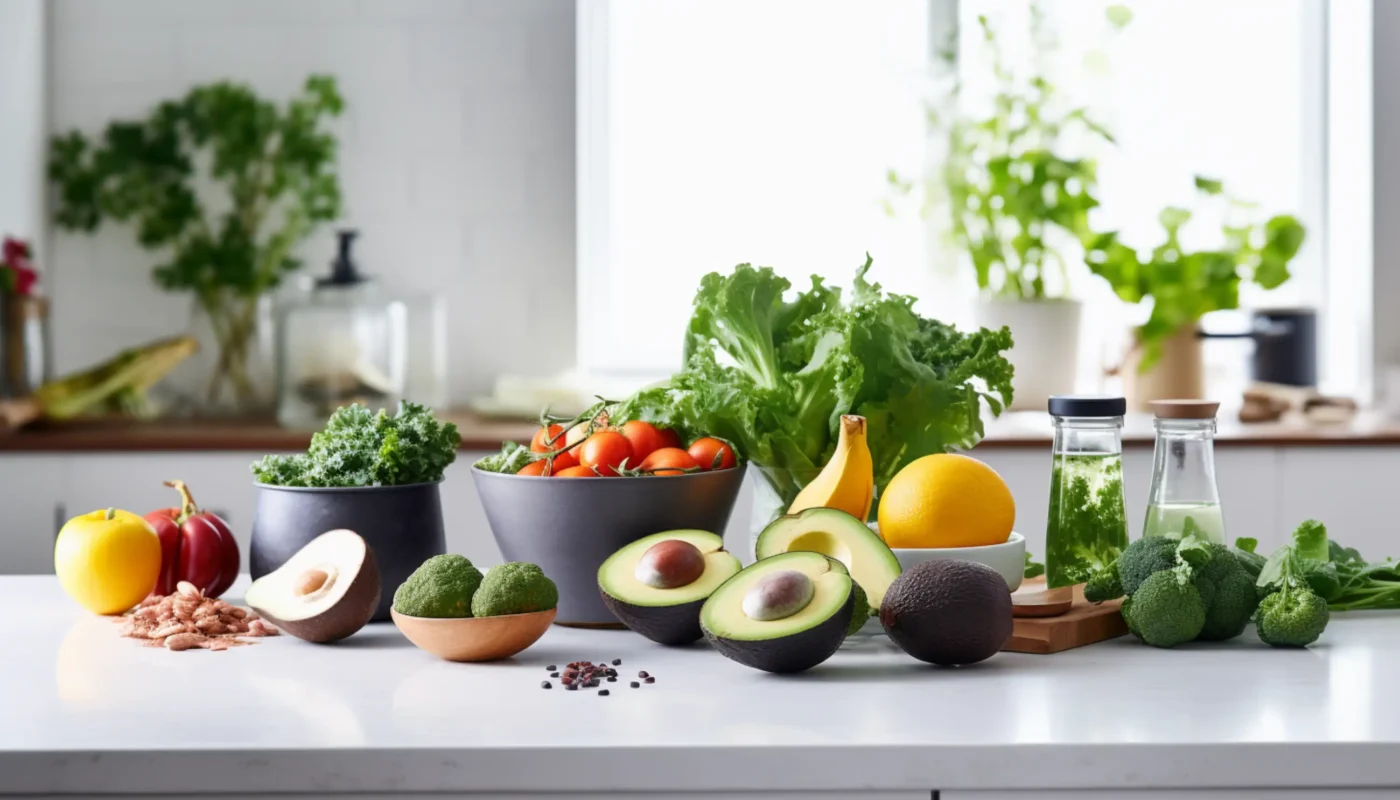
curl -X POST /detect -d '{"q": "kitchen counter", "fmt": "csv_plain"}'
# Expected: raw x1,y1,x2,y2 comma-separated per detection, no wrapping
2,409,1399,453
5,575,1400,797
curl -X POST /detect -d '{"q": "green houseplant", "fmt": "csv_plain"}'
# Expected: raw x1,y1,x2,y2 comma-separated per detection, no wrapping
889,4,1129,408
1084,176,1306,407
49,75,344,414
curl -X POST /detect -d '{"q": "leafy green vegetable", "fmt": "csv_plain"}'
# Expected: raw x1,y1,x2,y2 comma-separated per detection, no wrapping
1249,520,1400,612
613,256,1014,506
1110,533,1257,646
1083,562,1123,603
1023,553,1046,580
1118,535,1180,596
252,401,458,487
1126,570,1205,648
475,441,536,475
1084,177,1306,371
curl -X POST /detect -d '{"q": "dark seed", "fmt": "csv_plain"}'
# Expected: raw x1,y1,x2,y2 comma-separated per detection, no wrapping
599,689,610,696
541,681,552,689
550,672,559,678
607,677,617,682
630,682,640,688
638,671,649,679
612,658,622,665
546,665,557,671
566,683,578,691
644,676,655,684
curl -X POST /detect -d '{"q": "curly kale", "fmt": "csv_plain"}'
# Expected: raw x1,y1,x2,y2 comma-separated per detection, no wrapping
252,401,458,487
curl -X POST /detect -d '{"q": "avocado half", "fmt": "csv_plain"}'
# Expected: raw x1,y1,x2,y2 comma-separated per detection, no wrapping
754,507,901,609
701,551,855,674
244,529,382,644
598,530,742,645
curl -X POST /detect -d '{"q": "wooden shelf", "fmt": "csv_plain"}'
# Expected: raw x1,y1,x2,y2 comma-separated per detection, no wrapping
1,409,1397,453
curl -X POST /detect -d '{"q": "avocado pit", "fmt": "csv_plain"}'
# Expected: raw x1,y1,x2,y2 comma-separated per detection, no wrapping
294,566,335,599
635,539,705,589
741,569,813,621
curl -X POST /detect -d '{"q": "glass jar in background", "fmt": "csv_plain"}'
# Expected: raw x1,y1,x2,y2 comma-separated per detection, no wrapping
1045,395,1129,589
1143,399,1225,542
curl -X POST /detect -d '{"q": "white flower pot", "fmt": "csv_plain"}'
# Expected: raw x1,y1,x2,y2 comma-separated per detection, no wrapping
973,298,1082,411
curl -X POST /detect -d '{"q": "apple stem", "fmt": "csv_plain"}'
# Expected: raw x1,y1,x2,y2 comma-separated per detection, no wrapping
163,480,199,523
104,507,116,521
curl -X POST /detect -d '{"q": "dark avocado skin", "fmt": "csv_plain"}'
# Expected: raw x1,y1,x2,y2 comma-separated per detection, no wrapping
250,548,382,644
880,559,1011,666
600,590,707,645
704,592,854,674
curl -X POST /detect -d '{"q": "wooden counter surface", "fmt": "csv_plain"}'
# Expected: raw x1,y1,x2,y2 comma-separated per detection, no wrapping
1,410,1398,453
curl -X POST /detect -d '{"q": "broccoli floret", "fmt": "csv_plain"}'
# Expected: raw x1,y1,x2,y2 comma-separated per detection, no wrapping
1084,562,1124,603
1255,584,1329,647
471,562,558,617
1195,545,1259,641
1127,571,1206,648
845,582,871,637
393,554,484,618
1120,594,1141,638
1119,536,1180,595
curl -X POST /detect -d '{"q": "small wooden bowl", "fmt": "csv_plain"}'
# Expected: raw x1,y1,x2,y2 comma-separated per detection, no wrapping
391,607,557,662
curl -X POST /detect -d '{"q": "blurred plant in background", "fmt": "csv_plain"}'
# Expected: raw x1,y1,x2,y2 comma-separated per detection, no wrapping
48,75,344,414
0,237,38,296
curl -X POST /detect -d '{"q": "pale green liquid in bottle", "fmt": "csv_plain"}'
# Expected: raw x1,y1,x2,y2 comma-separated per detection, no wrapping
1143,502,1225,543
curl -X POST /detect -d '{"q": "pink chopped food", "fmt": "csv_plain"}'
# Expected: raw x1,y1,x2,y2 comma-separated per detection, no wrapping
117,585,278,652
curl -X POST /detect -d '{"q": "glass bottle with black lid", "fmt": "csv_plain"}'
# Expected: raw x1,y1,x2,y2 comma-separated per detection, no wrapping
1045,395,1130,589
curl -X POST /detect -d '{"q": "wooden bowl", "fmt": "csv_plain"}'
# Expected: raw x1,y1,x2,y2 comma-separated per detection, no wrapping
391,607,556,662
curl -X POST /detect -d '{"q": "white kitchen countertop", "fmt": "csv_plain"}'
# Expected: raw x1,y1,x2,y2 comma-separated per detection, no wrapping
4,575,1400,796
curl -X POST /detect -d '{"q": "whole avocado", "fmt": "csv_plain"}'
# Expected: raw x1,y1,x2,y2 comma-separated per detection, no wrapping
879,559,1012,666
472,562,559,617
393,554,483,618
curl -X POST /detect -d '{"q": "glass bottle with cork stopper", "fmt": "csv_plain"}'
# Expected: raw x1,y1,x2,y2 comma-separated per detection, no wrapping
1143,399,1225,542
1045,395,1130,589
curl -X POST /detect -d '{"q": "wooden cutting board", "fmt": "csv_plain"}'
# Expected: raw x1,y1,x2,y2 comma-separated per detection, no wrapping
1002,582,1128,654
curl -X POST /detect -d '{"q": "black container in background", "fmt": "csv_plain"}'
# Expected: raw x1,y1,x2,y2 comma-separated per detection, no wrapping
249,481,446,621
1201,308,1317,387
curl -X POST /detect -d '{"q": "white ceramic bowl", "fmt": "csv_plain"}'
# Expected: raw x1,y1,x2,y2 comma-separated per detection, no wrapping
890,531,1026,592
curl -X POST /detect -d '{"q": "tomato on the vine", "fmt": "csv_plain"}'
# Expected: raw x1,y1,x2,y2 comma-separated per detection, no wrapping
554,465,599,478
620,420,665,464
517,460,552,477
687,437,736,471
550,449,579,471
657,427,683,449
578,431,633,476
638,447,699,476
530,424,566,453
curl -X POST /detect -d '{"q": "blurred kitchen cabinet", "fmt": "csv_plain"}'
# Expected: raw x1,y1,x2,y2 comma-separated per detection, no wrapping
442,455,500,565
1277,447,1400,559
0,455,64,574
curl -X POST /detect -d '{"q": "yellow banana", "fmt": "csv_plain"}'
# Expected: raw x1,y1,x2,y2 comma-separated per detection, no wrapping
788,415,874,522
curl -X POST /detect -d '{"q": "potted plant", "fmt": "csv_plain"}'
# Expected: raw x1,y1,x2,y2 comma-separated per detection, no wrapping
1084,177,1306,408
889,5,1128,409
48,76,344,416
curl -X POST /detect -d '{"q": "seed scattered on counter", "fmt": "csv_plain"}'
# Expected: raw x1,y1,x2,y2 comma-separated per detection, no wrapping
638,670,649,679
607,676,617,682
598,689,610,696
612,658,622,666
644,676,655,684
541,681,552,689
550,672,560,677
630,681,640,688
546,665,557,671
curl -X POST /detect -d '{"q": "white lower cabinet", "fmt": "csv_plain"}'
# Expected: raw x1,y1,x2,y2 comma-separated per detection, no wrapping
2,445,1398,576
945,791,1400,799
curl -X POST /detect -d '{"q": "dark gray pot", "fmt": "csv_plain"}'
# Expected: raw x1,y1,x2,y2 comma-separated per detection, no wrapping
250,481,446,622
471,466,746,626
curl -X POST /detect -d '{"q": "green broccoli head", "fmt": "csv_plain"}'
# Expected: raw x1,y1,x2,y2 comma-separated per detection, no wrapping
1255,585,1329,647
1119,536,1180,596
471,562,559,617
1120,594,1141,638
1084,562,1124,603
1195,544,1259,641
393,554,484,618
845,582,871,638
1128,570,1206,648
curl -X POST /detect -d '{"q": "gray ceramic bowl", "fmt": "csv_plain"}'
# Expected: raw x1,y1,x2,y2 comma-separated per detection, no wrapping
471,465,747,626
250,481,446,622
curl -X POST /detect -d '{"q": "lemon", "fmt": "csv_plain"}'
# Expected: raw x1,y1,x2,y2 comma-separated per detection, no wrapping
877,454,1015,549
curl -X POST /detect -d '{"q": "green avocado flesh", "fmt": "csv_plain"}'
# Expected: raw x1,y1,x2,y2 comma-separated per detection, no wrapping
598,530,741,606
701,551,852,641
754,507,901,608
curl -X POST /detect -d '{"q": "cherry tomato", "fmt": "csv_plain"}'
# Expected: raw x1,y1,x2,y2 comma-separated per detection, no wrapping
620,420,665,464
517,460,552,477
550,449,579,471
687,437,737,470
657,427,683,449
638,447,700,476
578,431,634,476
531,424,566,453
555,465,599,478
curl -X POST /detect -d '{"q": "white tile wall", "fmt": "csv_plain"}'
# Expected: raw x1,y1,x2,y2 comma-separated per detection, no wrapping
47,0,577,403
